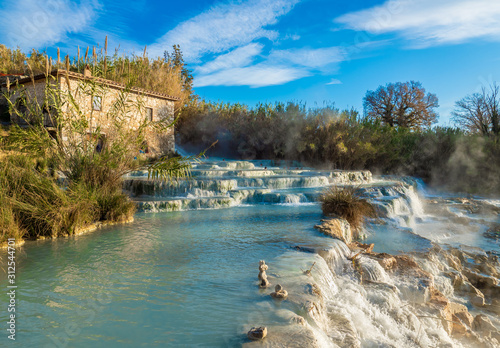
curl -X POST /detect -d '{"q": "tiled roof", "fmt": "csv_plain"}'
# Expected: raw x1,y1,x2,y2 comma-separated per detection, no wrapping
0,73,27,85
0,69,180,102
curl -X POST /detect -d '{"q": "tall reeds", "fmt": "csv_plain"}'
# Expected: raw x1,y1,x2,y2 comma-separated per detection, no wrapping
0,72,195,242
0,41,193,112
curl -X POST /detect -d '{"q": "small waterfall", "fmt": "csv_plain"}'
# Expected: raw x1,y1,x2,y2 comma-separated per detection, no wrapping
365,183,426,228
250,238,465,348
358,256,391,283
318,239,352,275
125,159,435,214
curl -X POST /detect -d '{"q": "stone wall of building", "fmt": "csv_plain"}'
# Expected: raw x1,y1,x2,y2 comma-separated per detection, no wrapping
59,77,175,156
4,78,57,125
4,74,176,156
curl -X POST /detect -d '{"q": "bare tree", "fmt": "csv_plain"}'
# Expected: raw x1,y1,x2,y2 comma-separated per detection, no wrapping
453,84,500,136
363,81,439,130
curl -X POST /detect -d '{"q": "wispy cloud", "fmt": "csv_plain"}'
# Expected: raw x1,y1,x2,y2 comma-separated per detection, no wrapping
334,0,500,47
195,43,264,74
0,0,98,50
326,78,342,85
149,0,300,61
194,64,309,88
194,46,344,88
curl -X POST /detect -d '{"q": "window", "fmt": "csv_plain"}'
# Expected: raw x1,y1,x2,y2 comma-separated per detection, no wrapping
96,136,105,153
42,103,57,127
92,96,102,111
0,103,9,123
146,107,153,121
17,97,27,113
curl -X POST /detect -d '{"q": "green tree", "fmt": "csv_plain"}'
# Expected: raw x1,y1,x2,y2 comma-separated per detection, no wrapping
165,45,194,102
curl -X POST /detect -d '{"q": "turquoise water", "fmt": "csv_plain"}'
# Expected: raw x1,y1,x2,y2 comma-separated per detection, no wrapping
0,205,336,347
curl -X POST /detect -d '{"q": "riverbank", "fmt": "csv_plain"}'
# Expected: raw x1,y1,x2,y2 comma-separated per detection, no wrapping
0,124,138,244
0,215,134,250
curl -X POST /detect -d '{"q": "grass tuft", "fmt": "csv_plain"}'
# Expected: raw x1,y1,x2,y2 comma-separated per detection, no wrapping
319,186,375,230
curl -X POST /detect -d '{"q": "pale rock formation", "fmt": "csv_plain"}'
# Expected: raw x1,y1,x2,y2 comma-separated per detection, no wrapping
472,314,497,334
314,218,352,244
270,284,288,299
258,260,270,288
247,326,267,340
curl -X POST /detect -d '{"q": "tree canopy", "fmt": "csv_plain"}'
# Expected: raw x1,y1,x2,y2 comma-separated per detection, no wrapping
452,84,500,136
363,81,439,130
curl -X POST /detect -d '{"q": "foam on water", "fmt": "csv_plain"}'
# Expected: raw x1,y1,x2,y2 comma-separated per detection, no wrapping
250,242,466,347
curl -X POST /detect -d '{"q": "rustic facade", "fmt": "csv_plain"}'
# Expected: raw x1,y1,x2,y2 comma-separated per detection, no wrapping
1,69,178,156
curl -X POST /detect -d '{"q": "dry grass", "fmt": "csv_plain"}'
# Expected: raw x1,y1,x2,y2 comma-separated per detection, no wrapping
0,42,192,112
319,186,375,230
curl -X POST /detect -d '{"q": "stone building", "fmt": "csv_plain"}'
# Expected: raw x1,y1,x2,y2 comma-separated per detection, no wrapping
0,69,178,156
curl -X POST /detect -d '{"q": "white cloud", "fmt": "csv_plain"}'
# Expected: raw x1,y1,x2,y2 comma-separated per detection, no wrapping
149,0,300,61
0,0,98,50
148,0,344,88
194,46,344,88
195,43,264,74
334,0,500,47
194,64,309,88
326,78,342,85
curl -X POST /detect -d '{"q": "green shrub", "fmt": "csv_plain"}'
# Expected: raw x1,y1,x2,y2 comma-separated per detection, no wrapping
69,181,135,223
0,152,139,242
320,186,375,230
0,155,97,240
0,191,23,243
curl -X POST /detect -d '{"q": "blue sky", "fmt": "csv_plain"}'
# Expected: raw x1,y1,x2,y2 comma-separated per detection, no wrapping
1,0,500,126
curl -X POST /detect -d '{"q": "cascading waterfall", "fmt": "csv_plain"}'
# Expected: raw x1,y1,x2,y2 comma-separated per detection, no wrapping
149,159,498,347
124,159,372,212
250,239,469,347
362,183,425,228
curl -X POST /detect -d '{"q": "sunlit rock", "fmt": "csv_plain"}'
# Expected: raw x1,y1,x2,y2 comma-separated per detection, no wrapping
247,326,267,340
368,252,397,271
455,310,474,329
464,270,499,289
472,314,497,334
452,313,468,337
348,241,374,254
314,218,352,244
471,292,486,307
270,284,288,299
289,315,306,325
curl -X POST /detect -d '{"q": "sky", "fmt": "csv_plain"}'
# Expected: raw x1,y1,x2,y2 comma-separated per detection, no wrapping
1,0,500,126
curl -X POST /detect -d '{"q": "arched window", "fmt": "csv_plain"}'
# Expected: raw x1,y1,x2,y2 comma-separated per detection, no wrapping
92,96,102,111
